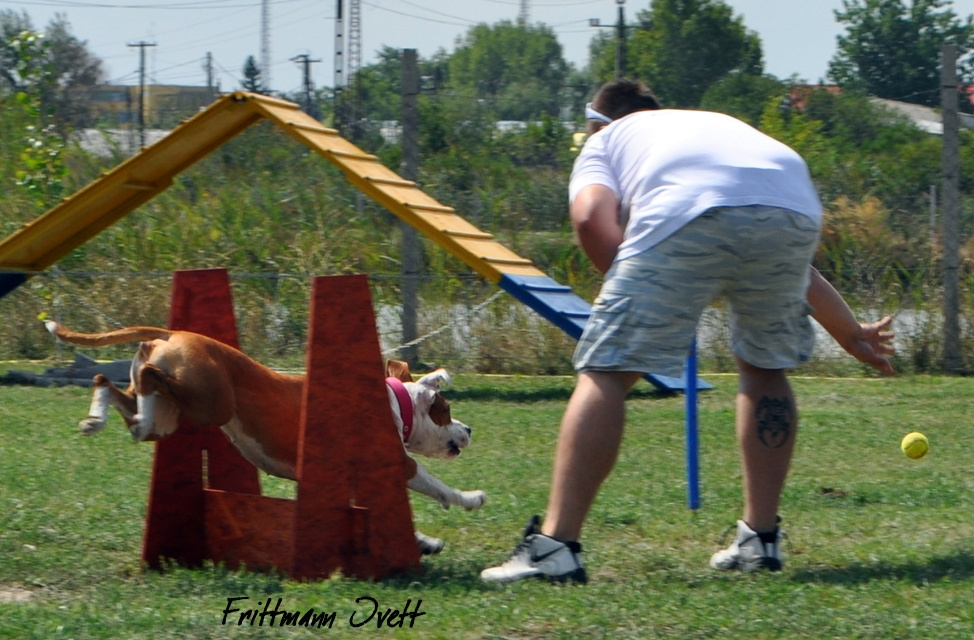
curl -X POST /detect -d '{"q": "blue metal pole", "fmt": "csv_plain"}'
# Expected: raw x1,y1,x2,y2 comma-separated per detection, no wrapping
686,338,700,510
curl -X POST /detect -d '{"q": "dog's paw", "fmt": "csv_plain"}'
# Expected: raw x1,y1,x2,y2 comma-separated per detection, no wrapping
129,419,152,441
415,531,444,555
458,490,487,511
79,417,106,436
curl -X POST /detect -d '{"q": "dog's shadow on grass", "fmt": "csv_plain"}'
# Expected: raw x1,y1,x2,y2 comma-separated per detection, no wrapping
790,550,974,586
384,561,514,593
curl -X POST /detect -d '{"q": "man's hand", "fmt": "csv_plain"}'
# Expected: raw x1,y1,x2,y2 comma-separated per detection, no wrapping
839,315,895,375
807,268,895,375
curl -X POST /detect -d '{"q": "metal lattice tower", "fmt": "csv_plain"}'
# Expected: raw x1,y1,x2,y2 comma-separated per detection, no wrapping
348,0,361,83
345,0,362,132
261,0,271,90
518,0,529,24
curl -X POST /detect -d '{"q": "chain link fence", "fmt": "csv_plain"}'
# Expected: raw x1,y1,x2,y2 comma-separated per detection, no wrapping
2,268,971,377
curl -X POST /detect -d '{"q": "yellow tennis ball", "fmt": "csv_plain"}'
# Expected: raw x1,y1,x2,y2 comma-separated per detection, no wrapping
901,432,929,460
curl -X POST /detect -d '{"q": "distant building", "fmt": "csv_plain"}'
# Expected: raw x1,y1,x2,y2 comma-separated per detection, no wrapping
868,97,974,136
75,128,171,158
787,84,974,135
88,84,219,127
786,84,842,111
372,119,576,145
88,85,137,125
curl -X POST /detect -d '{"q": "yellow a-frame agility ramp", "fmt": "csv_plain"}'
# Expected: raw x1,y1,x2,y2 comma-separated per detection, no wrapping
0,91,703,392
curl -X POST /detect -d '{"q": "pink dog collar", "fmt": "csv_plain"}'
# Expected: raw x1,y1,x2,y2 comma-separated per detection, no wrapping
386,377,413,443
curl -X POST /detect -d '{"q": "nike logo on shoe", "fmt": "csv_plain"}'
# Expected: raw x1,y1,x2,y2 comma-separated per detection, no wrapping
530,547,564,564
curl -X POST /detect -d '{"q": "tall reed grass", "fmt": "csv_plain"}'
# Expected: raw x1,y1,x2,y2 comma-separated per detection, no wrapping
3,120,973,375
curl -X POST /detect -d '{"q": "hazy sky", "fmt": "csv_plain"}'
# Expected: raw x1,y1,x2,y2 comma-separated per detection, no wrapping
2,0,869,94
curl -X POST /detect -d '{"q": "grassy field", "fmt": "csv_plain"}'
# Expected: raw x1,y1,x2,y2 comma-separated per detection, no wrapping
1,368,972,639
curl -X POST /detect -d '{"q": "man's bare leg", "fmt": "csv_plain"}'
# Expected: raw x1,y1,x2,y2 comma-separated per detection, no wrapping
541,370,642,541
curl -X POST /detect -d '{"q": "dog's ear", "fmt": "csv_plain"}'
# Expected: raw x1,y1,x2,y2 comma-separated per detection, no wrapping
385,359,413,382
415,368,450,391
429,393,452,427
416,369,453,426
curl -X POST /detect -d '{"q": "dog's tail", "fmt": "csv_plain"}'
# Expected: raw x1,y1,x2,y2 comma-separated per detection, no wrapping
44,321,174,346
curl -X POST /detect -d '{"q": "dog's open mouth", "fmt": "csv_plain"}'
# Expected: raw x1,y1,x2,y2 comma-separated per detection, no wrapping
447,441,462,458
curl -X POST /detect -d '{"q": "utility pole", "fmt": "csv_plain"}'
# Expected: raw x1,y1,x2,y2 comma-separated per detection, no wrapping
589,0,638,79
203,51,216,100
291,53,321,115
333,0,345,131
615,0,627,79
941,44,962,373
400,48,421,367
261,0,271,91
334,0,344,90
127,41,156,148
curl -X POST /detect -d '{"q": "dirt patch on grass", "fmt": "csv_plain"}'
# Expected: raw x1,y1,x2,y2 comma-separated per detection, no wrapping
0,586,35,603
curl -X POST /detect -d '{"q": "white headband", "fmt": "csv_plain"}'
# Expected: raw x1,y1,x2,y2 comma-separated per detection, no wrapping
585,102,613,124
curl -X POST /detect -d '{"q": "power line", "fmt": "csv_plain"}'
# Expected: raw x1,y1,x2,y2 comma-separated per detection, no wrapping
360,1,469,28
7,0,308,9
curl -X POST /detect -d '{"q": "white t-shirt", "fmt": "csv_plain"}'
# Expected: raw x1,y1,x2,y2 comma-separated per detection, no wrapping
569,109,823,262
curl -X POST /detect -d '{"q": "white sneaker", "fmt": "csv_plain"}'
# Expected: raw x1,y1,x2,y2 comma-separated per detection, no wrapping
709,519,784,572
481,515,587,584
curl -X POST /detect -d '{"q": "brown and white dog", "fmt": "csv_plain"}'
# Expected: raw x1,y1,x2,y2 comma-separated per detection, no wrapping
45,321,486,554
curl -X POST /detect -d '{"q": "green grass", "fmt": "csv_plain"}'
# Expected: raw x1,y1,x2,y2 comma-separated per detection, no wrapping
1,372,973,639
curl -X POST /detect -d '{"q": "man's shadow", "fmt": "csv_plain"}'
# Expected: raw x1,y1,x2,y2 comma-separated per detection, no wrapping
790,550,974,586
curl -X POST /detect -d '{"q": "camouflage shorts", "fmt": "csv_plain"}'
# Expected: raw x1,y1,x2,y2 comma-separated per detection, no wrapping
573,206,821,377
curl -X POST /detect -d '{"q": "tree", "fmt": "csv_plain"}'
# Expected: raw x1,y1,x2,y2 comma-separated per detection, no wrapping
241,55,265,94
448,20,569,120
828,0,974,107
1,29,68,208
699,71,787,125
42,14,103,130
0,9,33,90
1,11,103,132
337,46,408,123
329,46,451,142
593,0,763,108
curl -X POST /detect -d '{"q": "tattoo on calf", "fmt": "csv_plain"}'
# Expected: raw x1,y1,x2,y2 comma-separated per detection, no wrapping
755,396,793,448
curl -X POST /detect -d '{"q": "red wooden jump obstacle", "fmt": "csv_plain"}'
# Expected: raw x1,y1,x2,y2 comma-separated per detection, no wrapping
141,268,420,580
